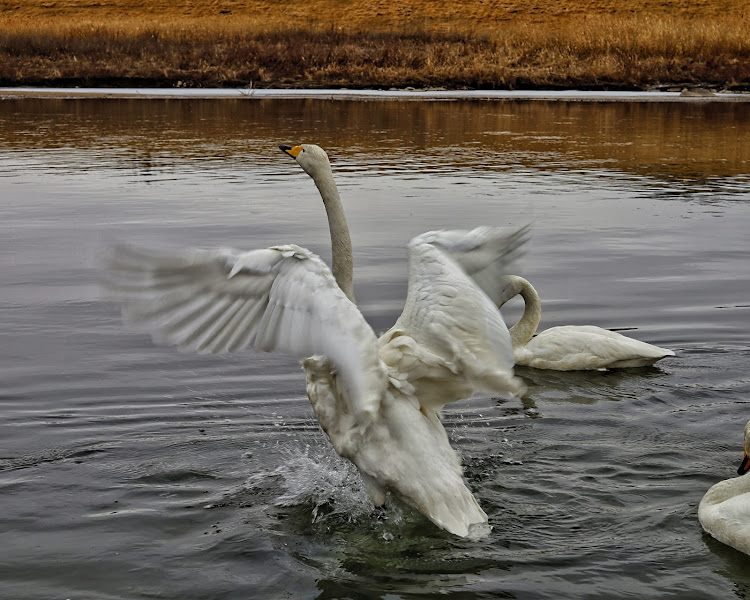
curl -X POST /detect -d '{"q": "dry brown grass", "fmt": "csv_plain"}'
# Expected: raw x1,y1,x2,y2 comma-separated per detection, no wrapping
0,0,748,89
3,0,748,24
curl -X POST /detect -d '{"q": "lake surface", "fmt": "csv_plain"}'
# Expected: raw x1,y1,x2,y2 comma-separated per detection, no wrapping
1,97,749,599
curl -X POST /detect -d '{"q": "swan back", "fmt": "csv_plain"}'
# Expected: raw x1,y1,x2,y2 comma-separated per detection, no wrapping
518,325,675,370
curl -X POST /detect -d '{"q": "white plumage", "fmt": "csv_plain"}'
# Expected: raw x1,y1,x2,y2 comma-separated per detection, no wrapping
496,275,675,370
699,419,750,556
104,143,527,537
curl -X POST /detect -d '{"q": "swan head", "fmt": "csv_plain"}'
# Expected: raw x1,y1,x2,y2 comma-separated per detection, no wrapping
279,144,332,180
496,275,526,306
739,419,750,476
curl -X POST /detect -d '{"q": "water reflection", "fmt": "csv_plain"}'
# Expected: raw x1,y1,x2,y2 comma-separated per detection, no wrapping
517,363,672,406
1,98,748,183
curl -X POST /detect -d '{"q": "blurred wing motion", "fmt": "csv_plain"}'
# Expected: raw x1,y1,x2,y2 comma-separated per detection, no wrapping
379,226,527,412
420,224,530,306
103,243,386,419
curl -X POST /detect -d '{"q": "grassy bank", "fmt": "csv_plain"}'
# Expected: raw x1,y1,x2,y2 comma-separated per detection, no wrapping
1,1,748,90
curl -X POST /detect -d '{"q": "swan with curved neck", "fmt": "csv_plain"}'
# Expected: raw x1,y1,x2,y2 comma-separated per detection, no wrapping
699,419,750,556
106,143,527,538
280,145,355,303
498,275,675,370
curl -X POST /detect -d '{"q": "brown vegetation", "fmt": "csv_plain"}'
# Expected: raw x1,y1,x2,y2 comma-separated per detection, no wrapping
0,1,748,89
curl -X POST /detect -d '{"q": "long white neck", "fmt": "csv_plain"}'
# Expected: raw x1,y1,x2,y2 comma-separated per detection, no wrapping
311,168,355,304
501,276,542,347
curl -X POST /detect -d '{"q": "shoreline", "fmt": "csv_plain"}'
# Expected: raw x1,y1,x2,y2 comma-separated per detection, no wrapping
2,87,749,102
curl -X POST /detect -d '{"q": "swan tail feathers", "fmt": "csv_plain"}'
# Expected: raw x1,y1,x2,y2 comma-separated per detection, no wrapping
408,476,489,538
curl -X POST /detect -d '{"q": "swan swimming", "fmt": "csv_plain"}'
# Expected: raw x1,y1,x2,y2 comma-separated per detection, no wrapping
496,275,675,370
698,419,750,556
105,143,527,537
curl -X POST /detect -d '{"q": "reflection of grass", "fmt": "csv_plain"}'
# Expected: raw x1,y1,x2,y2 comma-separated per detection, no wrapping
0,10,748,89
1,98,748,179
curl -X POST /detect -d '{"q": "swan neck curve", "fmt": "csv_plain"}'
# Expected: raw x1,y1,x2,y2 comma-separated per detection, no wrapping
506,276,542,347
312,168,355,304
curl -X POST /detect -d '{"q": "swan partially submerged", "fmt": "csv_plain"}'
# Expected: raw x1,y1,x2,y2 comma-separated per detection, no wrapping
699,420,750,556
496,275,675,370
105,144,527,537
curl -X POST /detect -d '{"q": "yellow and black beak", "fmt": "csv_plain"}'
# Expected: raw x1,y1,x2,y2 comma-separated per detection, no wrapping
739,447,750,476
279,144,303,158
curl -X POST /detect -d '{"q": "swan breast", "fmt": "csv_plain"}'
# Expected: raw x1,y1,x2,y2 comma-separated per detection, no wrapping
699,475,750,556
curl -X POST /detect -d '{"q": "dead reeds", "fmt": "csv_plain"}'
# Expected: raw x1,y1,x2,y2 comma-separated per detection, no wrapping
0,14,748,89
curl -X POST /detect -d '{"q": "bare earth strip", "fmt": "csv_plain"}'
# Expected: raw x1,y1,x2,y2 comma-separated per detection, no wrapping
0,0,748,89
1,87,748,102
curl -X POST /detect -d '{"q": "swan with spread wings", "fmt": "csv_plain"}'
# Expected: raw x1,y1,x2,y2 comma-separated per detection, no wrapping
105,144,527,537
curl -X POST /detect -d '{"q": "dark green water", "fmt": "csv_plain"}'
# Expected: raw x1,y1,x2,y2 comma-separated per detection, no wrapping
1,98,749,599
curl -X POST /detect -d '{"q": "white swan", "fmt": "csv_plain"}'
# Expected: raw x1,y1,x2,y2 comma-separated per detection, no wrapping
699,420,750,556
105,143,527,537
496,275,675,370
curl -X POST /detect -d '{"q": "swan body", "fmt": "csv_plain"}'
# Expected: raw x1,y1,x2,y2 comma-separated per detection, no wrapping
498,275,675,371
105,144,526,537
698,420,750,556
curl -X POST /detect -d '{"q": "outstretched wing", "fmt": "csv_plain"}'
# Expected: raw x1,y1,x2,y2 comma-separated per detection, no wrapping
380,227,527,411
420,225,530,306
103,243,386,418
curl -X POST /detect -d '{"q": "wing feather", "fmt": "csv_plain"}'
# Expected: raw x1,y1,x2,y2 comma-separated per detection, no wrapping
103,243,386,418
422,225,530,305
382,227,527,409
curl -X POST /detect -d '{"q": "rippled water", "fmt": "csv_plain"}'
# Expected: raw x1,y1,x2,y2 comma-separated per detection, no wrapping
1,98,749,599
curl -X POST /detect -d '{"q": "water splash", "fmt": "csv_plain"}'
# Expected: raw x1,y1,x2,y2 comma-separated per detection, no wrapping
247,444,376,524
